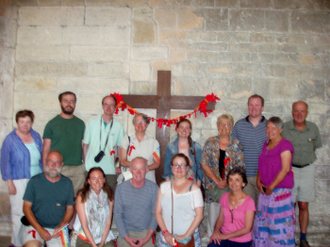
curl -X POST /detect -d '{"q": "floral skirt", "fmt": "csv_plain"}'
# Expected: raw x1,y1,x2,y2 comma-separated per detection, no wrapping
253,188,295,247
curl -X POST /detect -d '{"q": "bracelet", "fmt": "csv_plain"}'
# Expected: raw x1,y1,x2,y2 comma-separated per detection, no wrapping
162,230,169,235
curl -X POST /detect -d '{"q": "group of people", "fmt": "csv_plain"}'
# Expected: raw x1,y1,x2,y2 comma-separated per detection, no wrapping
0,92,322,247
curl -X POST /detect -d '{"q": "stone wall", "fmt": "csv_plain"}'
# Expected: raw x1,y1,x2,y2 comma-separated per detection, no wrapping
0,0,329,245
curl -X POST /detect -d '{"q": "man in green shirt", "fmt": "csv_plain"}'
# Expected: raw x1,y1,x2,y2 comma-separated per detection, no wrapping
282,101,322,247
42,91,85,195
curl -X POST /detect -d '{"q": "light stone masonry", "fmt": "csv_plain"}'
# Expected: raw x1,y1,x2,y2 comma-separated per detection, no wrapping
0,1,329,245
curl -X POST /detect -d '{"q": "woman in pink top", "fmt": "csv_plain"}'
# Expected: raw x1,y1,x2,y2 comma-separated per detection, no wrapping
208,167,255,247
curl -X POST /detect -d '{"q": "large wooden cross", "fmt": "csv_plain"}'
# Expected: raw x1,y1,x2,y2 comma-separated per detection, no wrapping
122,70,215,184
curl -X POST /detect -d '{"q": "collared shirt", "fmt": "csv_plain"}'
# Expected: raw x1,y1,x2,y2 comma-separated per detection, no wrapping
163,137,203,181
1,128,43,181
282,120,322,165
84,116,124,175
231,116,268,177
121,134,160,183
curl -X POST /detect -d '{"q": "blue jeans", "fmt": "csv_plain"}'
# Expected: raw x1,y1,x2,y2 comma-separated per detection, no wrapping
208,239,252,247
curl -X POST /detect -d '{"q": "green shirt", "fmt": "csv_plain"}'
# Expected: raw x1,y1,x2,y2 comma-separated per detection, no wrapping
43,115,85,166
282,120,322,165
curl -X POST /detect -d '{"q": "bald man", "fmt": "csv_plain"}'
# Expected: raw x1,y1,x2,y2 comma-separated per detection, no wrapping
282,101,322,247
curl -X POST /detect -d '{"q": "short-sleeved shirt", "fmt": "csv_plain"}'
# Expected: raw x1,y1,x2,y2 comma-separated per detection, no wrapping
231,116,268,177
281,120,322,166
121,134,160,183
258,139,294,189
160,181,203,235
23,173,75,229
220,192,255,243
43,115,85,166
84,116,124,175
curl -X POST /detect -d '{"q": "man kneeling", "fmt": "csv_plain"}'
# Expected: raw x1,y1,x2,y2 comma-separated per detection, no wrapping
23,150,75,247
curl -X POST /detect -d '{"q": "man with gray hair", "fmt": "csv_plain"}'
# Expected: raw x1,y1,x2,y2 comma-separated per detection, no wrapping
282,101,322,247
23,150,75,247
114,157,158,247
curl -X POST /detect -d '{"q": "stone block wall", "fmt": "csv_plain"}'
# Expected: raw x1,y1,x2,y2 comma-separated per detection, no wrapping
0,0,329,245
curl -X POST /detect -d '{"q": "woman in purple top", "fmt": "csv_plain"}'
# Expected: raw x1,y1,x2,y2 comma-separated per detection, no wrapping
253,117,295,247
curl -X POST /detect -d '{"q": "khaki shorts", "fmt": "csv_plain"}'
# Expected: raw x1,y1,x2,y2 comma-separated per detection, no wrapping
117,230,154,247
24,226,61,247
243,176,259,208
61,164,86,196
292,163,315,203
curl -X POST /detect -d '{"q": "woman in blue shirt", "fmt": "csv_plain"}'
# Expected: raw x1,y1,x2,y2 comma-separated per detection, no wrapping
1,110,43,247
163,119,203,186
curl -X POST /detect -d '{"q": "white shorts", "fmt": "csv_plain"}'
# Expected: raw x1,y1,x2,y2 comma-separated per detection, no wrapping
24,226,62,247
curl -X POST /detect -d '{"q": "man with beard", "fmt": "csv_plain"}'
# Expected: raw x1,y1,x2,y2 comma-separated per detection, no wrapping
42,91,85,195
23,150,75,247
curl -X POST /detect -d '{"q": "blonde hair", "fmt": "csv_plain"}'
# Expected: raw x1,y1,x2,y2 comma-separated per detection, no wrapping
217,114,234,127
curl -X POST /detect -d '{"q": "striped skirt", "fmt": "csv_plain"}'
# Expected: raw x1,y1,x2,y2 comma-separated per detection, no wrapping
253,188,296,247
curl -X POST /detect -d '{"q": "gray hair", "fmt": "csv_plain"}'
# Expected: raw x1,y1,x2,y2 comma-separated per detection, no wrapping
132,113,150,125
267,116,284,130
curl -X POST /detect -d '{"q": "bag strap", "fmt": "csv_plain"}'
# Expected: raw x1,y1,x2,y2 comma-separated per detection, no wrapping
126,136,131,157
171,182,174,235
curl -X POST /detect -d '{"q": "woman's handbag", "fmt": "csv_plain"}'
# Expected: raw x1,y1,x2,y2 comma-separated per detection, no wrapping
170,182,195,247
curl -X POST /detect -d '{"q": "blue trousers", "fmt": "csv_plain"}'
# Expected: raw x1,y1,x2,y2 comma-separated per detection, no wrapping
208,239,252,247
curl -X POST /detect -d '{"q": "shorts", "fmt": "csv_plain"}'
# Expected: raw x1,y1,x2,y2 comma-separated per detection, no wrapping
292,163,315,203
24,226,61,247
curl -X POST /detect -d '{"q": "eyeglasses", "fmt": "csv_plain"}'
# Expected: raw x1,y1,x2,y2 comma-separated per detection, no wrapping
135,120,146,124
230,209,234,223
172,164,187,169
47,159,62,165
219,123,231,127
62,100,76,104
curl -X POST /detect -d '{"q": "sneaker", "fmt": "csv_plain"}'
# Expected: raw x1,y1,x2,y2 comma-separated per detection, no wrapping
300,240,310,247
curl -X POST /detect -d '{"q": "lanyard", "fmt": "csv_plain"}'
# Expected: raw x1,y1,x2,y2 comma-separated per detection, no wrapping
99,117,114,152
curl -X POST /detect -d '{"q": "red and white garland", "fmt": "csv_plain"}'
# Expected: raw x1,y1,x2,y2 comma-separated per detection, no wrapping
111,92,220,129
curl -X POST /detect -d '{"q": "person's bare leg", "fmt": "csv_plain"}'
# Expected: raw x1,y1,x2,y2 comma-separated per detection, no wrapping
298,201,309,234
24,240,42,247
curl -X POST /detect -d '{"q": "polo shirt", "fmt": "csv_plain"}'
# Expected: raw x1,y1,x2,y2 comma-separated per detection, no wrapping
231,116,268,177
121,134,160,183
83,116,124,175
282,120,322,166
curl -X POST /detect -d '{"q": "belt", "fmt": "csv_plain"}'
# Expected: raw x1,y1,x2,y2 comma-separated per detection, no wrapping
292,163,310,168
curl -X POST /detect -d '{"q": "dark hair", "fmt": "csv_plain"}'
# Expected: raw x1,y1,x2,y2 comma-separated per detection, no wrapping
58,91,76,102
248,94,264,107
170,153,190,168
177,119,193,148
77,167,113,202
102,95,117,106
16,110,35,123
227,167,248,188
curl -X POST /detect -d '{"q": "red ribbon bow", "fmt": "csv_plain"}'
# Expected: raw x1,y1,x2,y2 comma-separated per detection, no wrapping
28,230,36,239
128,146,135,156
110,150,115,156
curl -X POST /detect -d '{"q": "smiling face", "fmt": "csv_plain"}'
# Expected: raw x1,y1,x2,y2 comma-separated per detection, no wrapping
171,156,189,178
17,116,32,134
248,97,264,119
134,115,148,134
177,121,191,139
130,158,148,184
102,96,117,117
228,173,245,192
217,118,232,137
266,121,282,141
45,151,63,179
292,101,308,126
88,170,106,195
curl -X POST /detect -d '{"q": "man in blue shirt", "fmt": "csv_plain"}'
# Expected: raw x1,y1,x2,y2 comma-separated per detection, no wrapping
231,94,268,207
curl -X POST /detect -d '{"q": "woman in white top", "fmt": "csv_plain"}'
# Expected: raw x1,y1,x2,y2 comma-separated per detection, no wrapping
120,113,160,183
155,153,204,247
72,167,115,247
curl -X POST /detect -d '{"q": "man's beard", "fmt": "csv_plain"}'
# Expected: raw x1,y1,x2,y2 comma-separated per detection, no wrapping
45,165,62,178
61,105,74,115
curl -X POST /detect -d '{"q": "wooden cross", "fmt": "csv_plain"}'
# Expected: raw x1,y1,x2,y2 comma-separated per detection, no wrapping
122,70,215,184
